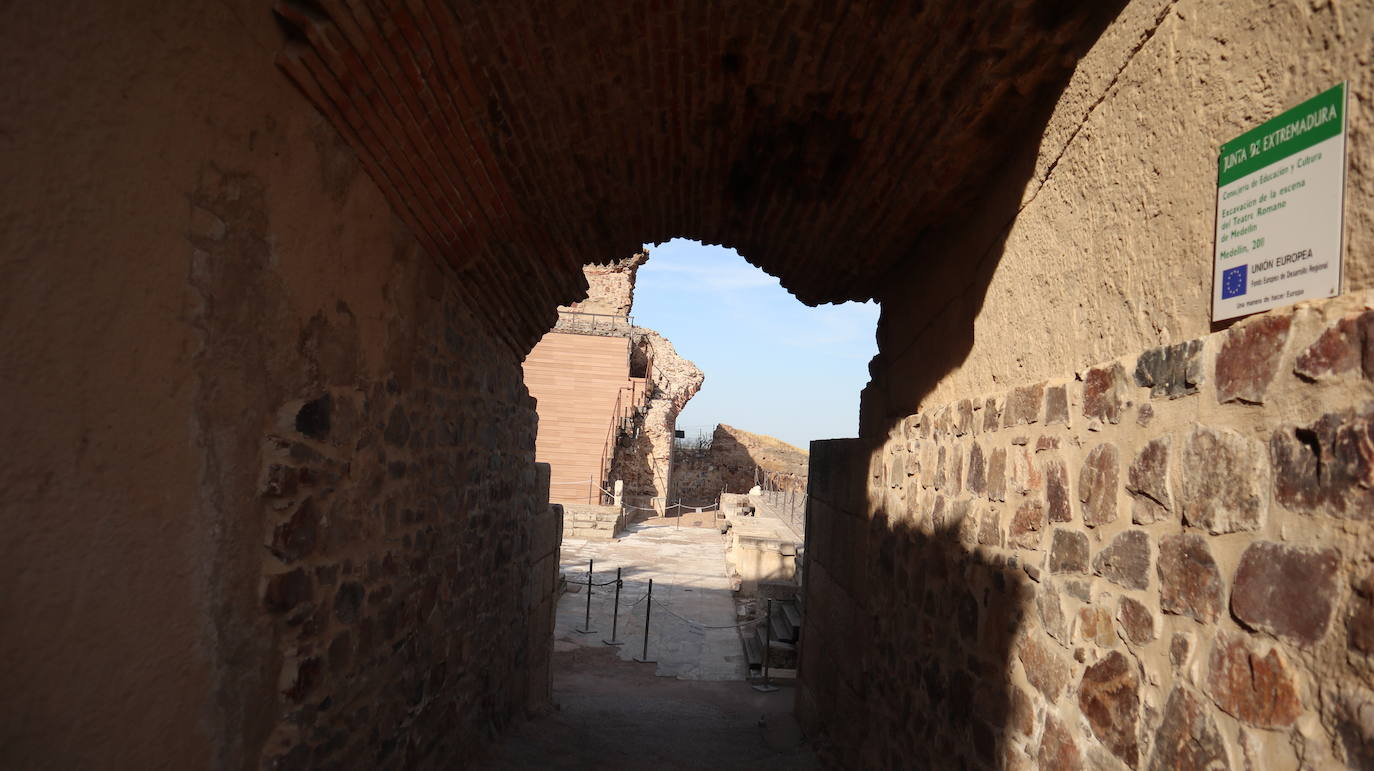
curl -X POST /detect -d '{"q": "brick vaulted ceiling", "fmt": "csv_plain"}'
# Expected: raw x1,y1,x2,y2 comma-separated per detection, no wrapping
275,1,1123,352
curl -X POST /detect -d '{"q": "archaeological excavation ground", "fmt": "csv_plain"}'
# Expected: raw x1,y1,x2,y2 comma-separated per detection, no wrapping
3,0,1373,769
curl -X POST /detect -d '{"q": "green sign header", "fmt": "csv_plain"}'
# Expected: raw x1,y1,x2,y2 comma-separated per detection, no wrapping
1217,83,1345,186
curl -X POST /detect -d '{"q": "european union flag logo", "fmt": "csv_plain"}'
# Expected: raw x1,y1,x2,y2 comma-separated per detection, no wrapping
1221,264,1248,299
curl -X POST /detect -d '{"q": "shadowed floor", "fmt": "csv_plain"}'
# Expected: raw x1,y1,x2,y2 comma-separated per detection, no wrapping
472,646,821,770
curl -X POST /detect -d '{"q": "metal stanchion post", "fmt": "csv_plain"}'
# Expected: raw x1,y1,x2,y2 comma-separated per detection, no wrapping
634,579,656,663
602,568,624,646
753,598,779,692
576,558,595,634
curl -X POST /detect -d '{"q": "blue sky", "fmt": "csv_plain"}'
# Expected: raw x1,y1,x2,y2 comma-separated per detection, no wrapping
633,239,879,450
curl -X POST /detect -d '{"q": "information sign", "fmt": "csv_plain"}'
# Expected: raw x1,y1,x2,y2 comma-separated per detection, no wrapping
1213,83,1347,321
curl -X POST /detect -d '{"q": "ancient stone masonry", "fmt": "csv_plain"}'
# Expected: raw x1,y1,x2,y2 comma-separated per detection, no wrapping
672,424,809,506
801,293,1374,769
523,248,702,513
611,329,703,512
8,0,1373,766
255,285,561,769
560,252,647,318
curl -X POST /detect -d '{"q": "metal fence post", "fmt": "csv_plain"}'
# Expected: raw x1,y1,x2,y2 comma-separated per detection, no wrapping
753,598,779,693
603,568,624,646
576,558,595,634
634,578,655,663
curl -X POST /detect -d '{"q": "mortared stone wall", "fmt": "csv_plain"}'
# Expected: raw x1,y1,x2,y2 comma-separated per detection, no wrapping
801,293,1374,768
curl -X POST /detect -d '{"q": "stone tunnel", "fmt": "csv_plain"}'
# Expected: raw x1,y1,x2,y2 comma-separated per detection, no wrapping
3,0,1373,768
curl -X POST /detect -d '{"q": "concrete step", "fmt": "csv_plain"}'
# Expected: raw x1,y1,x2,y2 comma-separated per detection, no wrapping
743,635,764,672
779,601,803,640
769,604,794,644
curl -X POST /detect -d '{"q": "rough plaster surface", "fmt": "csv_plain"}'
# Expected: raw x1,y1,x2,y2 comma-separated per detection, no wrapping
870,0,1374,425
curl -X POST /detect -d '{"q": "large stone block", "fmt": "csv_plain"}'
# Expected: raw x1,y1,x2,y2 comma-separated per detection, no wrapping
977,504,1003,547
1018,635,1071,701
967,442,986,495
1270,409,1374,518
1009,500,1045,550
1079,443,1119,527
1045,384,1070,426
1126,437,1171,520
1205,630,1301,728
947,444,963,496
1037,584,1068,643
1117,596,1155,645
983,396,1002,433
1083,362,1129,424
1231,541,1339,646
954,398,974,436
1045,458,1072,522
1004,382,1045,428
1215,313,1291,404
1093,529,1150,590
1134,339,1204,399
1037,715,1083,770
1147,687,1230,771
1294,310,1374,381
1157,534,1223,624
1077,606,1115,647
1078,651,1140,768
264,569,313,613
1177,426,1266,533
1049,529,1090,574
988,447,1008,502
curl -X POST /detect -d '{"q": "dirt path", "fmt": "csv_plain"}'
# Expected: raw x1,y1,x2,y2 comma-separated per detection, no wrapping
473,646,822,770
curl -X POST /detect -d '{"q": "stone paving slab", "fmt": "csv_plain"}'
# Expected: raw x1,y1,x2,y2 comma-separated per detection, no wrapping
557,521,748,681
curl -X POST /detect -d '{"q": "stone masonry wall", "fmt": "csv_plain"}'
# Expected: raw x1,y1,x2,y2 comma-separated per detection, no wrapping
673,424,809,506
611,329,703,512
561,503,628,540
3,3,550,767
560,251,648,318
255,281,560,768
801,292,1374,769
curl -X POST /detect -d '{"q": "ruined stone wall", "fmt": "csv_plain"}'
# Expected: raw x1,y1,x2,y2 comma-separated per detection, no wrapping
672,424,809,506
612,330,703,510
802,293,1374,768
0,2,555,767
254,282,558,768
560,251,648,318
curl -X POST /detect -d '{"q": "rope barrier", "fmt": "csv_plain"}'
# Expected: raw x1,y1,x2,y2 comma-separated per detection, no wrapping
563,572,625,587
565,569,765,630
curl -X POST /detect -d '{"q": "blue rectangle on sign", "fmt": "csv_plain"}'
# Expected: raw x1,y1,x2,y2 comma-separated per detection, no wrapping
1221,264,1248,299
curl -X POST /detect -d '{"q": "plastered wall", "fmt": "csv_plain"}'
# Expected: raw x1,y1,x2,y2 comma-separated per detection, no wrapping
866,0,1374,428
